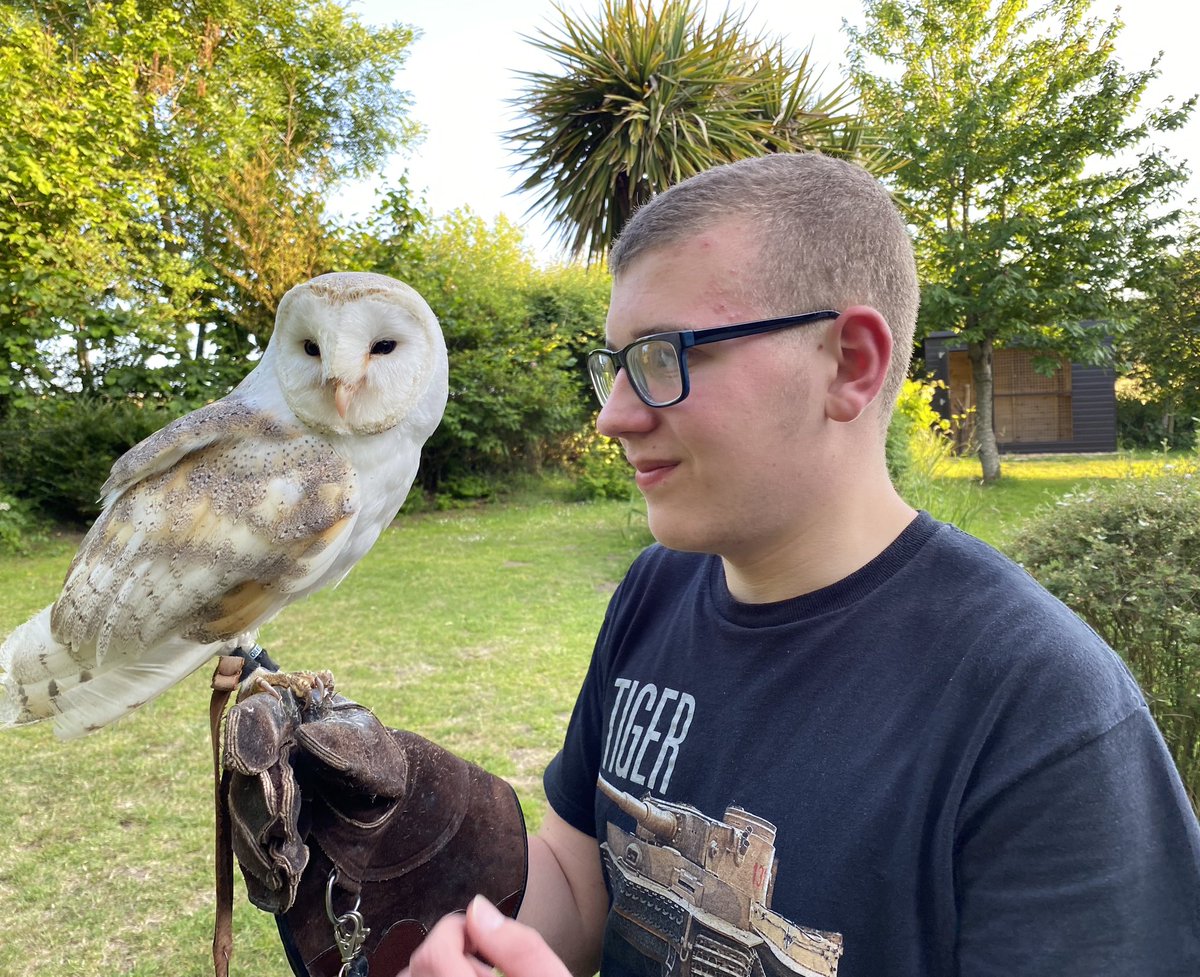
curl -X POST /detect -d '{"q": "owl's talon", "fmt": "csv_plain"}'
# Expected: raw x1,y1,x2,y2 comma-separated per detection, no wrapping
253,675,284,700
242,668,338,704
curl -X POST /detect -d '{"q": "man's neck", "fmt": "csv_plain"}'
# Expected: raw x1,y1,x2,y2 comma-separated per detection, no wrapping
720,489,918,604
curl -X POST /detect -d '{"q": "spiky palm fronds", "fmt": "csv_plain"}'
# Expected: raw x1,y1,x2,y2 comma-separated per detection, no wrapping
507,0,893,262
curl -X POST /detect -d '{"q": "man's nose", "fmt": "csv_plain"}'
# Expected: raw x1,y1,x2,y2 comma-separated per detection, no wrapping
596,369,656,438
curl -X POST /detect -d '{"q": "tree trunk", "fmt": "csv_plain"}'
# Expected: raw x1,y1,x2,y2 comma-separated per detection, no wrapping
75,332,93,394
968,337,1002,483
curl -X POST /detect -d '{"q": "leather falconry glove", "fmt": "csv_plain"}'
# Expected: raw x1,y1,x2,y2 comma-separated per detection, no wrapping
222,682,527,977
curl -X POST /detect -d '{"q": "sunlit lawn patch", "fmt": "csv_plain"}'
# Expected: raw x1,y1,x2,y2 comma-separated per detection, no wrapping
933,451,1192,548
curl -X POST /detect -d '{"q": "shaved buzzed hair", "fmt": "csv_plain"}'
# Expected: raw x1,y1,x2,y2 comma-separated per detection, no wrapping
609,153,920,416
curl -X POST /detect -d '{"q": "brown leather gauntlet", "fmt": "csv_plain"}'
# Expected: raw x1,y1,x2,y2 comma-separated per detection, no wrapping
223,686,527,977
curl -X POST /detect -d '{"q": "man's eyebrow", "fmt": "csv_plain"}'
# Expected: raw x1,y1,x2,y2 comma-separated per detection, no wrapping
606,324,683,347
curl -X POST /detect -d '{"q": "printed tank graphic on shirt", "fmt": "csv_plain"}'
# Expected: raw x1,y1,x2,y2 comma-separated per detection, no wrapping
598,775,844,977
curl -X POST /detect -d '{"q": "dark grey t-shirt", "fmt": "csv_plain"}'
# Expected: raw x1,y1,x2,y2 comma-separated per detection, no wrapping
545,513,1200,976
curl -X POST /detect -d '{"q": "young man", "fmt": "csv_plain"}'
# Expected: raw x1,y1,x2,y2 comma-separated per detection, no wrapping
409,152,1200,977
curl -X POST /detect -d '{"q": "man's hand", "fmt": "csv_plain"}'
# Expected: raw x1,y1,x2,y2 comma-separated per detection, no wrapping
403,896,571,977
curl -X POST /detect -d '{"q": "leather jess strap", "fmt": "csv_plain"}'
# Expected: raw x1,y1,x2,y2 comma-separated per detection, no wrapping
210,656,246,977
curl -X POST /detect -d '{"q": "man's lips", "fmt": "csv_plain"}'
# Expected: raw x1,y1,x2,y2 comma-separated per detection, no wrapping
630,458,678,489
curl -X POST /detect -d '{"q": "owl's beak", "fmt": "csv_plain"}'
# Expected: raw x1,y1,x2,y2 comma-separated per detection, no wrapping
333,382,354,419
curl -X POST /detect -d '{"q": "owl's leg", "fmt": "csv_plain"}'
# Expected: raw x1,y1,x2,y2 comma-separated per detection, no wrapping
251,668,336,702
227,644,335,704
225,644,282,703
231,643,280,674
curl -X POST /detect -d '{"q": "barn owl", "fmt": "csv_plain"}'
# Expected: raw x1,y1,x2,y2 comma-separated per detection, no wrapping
0,272,448,739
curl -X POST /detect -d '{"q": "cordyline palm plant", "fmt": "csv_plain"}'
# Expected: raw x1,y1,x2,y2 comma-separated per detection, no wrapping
507,0,895,263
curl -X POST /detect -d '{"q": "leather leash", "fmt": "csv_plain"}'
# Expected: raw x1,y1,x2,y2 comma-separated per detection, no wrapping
210,656,246,977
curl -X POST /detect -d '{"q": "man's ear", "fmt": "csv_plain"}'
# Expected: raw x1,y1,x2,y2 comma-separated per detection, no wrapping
824,305,893,423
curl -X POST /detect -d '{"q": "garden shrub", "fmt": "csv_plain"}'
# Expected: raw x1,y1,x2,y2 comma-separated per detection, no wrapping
886,377,949,482
1009,466,1200,812
0,490,48,554
561,425,636,502
410,330,587,503
0,395,184,524
887,378,980,529
1116,382,1197,451
375,211,609,500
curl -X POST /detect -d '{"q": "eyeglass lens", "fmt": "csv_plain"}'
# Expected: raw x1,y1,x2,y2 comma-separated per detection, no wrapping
589,340,682,407
628,340,681,406
588,354,616,404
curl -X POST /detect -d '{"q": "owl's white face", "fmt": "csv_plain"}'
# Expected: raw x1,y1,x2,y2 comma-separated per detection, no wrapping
268,273,449,439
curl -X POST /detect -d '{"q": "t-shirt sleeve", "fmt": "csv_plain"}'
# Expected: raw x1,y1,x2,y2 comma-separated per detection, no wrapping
543,579,627,837
955,704,1200,976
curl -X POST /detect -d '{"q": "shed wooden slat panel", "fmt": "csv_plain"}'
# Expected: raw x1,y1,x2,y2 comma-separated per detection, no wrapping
923,335,1116,455
1067,363,1117,452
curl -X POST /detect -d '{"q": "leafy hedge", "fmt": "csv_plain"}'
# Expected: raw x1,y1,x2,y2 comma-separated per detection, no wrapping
1010,466,1200,812
369,211,612,500
0,395,184,524
887,378,979,529
0,490,47,554
1117,387,1197,451
0,214,614,523
560,425,636,502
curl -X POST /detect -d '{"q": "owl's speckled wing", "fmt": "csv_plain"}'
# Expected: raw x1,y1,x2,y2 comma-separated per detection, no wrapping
0,396,363,737
55,397,359,665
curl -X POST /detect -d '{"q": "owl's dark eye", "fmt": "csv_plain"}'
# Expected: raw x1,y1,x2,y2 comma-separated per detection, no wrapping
371,339,397,355
303,340,320,357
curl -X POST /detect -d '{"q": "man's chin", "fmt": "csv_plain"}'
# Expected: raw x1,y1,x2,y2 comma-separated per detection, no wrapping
644,512,711,555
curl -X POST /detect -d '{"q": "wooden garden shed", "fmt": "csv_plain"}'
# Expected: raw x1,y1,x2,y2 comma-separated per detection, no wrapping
922,331,1117,454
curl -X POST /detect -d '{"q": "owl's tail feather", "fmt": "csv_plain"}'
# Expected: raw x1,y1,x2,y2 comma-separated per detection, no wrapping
0,606,77,728
50,638,219,739
0,607,219,739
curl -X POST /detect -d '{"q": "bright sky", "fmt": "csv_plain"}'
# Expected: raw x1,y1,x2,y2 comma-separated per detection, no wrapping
344,0,1200,262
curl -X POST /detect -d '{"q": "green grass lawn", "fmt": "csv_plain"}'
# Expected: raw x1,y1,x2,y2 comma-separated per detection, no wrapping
916,450,1190,549
0,499,646,977
0,452,1185,975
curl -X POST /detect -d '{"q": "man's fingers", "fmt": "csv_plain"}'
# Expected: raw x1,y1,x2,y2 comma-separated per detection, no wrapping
463,896,572,977
402,913,492,977
403,897,572,977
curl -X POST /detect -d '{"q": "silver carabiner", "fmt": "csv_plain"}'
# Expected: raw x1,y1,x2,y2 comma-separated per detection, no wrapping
325,868,370,976
325,869,361,924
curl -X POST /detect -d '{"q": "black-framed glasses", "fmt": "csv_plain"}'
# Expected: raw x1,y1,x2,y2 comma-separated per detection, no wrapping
587,310,841,408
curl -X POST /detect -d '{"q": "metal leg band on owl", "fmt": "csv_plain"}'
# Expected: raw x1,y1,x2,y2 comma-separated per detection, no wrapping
231,644,280,673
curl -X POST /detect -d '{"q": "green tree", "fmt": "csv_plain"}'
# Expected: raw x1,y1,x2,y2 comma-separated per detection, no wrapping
1118,223,1200,447
0,4,203,409
0,0,419,407
508,0,889,263
848,0,1194,482
141,0,420,358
